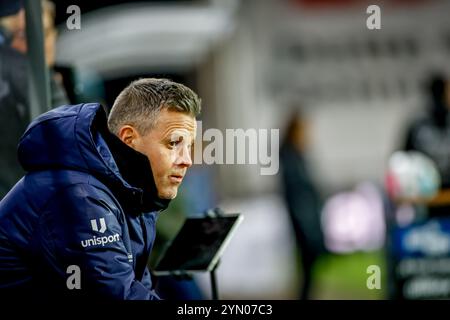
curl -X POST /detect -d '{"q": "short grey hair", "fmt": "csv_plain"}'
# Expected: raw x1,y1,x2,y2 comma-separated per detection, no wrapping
107,78,201,135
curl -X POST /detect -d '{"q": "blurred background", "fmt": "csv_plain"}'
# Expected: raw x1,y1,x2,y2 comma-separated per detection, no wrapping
2,0,450,299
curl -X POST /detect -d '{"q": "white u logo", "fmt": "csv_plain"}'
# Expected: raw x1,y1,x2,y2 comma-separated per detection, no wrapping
90,218,107,233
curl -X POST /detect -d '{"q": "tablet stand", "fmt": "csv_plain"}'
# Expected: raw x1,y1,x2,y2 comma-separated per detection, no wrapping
204,208,225,300
210,259,220,300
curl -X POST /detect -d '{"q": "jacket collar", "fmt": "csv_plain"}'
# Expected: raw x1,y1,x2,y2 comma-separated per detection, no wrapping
104,132,171,214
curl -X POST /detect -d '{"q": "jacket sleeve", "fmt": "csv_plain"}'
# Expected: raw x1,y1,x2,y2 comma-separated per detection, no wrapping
38,183,159,300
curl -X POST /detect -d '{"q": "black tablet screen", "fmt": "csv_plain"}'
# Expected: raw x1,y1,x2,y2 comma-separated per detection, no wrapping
155,215,241,273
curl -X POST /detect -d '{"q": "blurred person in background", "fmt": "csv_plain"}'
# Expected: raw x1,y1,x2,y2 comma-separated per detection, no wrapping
0,0,68,198
280,109,326,300
403,73,450,214
0,0,68,104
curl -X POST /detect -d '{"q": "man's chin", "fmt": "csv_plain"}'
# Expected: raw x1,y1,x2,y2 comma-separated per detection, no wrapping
158,189,178,200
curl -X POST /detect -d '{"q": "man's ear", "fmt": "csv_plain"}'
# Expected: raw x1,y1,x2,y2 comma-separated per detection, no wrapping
117,125,140,148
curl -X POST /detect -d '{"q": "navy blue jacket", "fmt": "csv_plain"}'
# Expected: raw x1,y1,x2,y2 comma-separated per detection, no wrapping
0,103,170,300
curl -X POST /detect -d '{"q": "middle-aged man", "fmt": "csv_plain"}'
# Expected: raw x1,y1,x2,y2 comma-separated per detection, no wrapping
0,78,201,300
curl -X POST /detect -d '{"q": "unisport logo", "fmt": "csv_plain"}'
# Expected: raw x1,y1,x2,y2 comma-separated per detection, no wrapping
81,218,120,248
81,234,120,248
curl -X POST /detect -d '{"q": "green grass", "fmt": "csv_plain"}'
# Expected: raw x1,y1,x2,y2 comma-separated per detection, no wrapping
311,250,388,300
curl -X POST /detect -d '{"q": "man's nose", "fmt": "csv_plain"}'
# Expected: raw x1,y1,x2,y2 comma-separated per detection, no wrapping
175,146,193,168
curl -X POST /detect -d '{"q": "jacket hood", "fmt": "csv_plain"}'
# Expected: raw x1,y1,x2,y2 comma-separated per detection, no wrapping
18,103,170,213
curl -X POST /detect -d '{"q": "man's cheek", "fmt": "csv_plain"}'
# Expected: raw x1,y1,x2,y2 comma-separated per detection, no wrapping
168,150,178,164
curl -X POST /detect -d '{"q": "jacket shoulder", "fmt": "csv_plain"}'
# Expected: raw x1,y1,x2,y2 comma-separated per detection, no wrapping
42,180,121,215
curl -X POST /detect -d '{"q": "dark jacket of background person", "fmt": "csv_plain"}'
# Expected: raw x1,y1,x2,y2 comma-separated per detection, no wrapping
404,74,450,188
0,48,69,197
280,113,325,300
403,74,450,217
0,103,170,300
0,44,29,197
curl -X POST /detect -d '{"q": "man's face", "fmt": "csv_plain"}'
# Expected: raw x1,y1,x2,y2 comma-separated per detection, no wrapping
4,7,56,66
128,108,197,199
4,8,26,54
